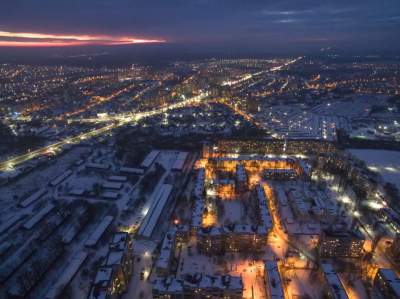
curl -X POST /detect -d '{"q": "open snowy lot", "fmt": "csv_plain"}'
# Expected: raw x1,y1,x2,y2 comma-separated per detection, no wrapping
349,149,400,189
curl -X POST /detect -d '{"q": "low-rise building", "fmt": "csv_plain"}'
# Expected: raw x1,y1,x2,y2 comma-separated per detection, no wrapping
264,261,284,299
388,234,400,263
88,232,133,299
264,168,298,180
321,263,349,299
88,267,123,299
155,230,177,276
235,163,248,193
374,268,400,299
153,274,243,299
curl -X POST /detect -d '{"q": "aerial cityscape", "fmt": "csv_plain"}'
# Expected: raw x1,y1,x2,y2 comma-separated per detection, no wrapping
0,1,400,299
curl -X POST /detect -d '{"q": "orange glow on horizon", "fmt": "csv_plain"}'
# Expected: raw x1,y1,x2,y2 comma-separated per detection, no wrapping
0,41,92,47
0,30,166,47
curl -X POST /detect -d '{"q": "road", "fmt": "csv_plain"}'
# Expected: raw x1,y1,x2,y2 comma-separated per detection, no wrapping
0,93,208,172
0,57,303,172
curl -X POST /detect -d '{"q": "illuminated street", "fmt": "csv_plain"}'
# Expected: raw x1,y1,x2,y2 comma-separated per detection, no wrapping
0,3,400,297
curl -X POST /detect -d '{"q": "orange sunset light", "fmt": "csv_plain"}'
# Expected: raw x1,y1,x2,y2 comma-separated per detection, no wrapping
0,30,166,47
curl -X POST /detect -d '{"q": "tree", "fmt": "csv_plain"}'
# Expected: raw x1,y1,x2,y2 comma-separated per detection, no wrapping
92,183,101,196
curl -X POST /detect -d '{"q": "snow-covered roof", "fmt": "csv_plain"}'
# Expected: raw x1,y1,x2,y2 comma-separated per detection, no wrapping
265,261,284,299
321,263,349,299
105,251,124,266
154,274,243,294
211,156,297,162
23,204,54,230
193,168,205,198
108,175,127,182
377,268,400,297
119,166,144,175
191,197,204,228
264,168,297,174
101,191,119,200
155,230,176,270
138,184,173,238
85,162,110,170
45,252,87,299
236,164,247,182
110,232,129,251
184,273,243,291
85,216,114,247
94,267,113,285
0,213,25,234
19,188,47,208
141,150,160,168
101,181,122,190
256,185,273,232
172,151,189,171
49,169,72,186
288,189,308,216
153,277,184,294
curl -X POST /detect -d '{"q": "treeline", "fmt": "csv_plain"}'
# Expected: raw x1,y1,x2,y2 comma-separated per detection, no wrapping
337,129,400,151
0,121,44,155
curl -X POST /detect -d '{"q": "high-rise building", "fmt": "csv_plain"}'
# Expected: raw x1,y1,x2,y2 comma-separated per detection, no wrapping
319,230,365,258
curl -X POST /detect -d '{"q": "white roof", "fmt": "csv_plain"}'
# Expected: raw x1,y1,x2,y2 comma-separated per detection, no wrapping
138,184,172,238
236,164,247,182
105,251,124,266
45,252,87,299
140,150,160,168
23,204,54,230
193,168,205,198
108,175,127,182
156,230,176,269
0,213,25,234
321,264,349,299
265,261,284,299
50,169,72,186
256,185,273,232
172,152,189,171
85,162,109,170
101,191,119,200
119,166,144,175
85,216,114,247
101,182,123,190
19,188,47,208
192,197,204,228
378,268,400,297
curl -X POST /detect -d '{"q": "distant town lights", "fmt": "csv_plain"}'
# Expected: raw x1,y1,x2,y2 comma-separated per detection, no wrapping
338,195,351,204
366,201,384,210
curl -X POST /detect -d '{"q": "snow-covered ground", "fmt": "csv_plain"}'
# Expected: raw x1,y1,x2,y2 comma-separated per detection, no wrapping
349,149,400,189
285,269,323,299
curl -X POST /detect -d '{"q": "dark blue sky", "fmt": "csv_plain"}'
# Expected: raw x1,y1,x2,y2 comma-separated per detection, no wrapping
1,0,400,52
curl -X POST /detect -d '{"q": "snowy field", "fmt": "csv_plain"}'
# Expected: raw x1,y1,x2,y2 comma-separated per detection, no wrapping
349,149,400,189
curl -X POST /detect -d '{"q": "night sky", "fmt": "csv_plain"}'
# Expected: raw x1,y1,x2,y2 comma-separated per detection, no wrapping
1,0,400,53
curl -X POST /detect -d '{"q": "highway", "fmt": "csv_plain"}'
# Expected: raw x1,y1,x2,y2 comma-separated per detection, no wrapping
0,58,301,172
221,57,302,87
0,92,208,172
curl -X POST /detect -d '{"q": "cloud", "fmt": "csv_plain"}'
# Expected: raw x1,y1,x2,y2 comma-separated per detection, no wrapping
261,9,313,16
273,18,303,24
0,30,166,47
